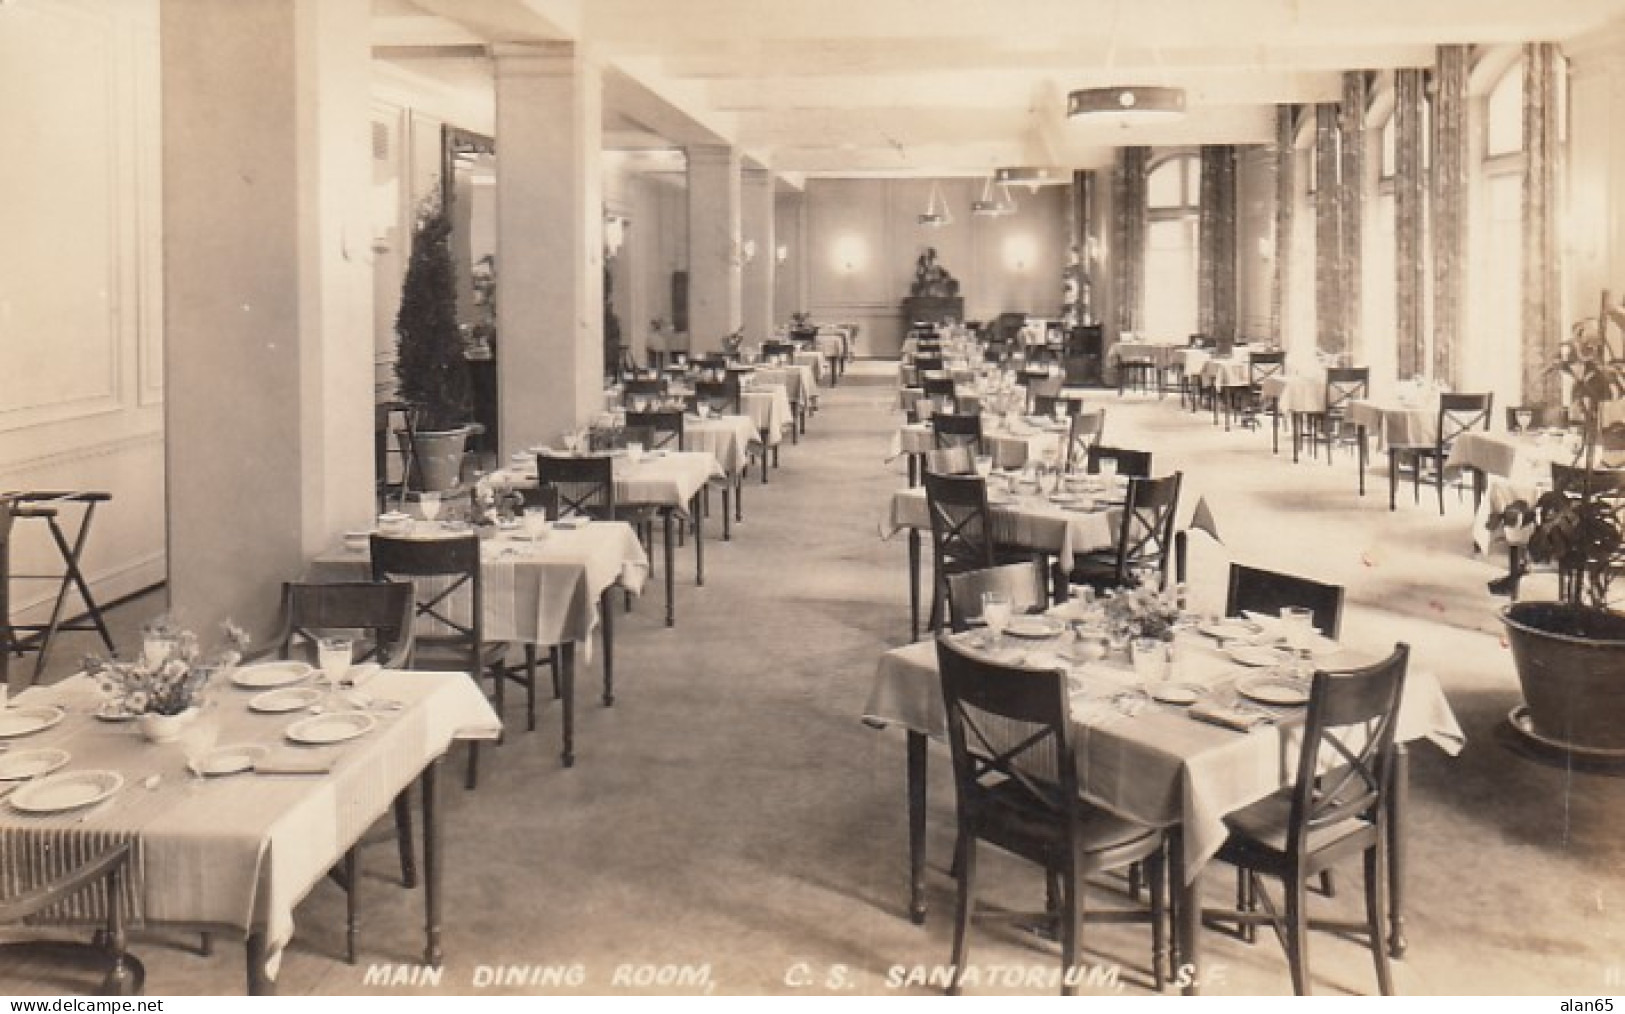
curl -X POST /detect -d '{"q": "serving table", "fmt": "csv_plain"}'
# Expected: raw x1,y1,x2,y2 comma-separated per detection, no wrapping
863,621,1464,993
311,520,647,766
0,669,501,994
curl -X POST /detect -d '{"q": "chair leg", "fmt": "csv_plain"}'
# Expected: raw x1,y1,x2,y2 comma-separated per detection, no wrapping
1287,873,1311,996
1149,845,1168,992
1318,869,1336,898
1388,454,1400,511
524,645,537,732
393,792,418,888
1436,453,1446,516
1367,846,1395,995
1060,862,1081,997
344,847,359,965
948,835,978,996
465,742,479,790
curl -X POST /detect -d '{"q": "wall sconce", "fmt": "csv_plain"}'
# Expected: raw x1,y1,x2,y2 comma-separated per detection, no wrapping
833,235,866,274
742,239,757,264
1003,235,1037,273
776,244,789,265
604,214,626,257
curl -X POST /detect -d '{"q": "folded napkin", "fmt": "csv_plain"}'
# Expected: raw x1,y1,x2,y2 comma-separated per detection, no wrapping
1188,701,1272,731
254,752,335,775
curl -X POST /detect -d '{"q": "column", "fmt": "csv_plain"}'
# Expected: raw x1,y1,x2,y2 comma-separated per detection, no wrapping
741,162,776,342
161,0,374,638
1314,102,1342,354
1112,147,1149,337
1272,106,1296,348
1394,69,1427,378
1199,145,1238,343
1523,42,1564,405
686,145,743,353
494,42,604,454
1339,71,1368,359
1432,44,1471,388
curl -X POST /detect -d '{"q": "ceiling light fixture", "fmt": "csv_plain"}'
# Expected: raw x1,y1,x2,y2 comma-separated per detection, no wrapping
971,175,1017,216
1067,85,1186,124
995,166,1066,192
918,180,952,227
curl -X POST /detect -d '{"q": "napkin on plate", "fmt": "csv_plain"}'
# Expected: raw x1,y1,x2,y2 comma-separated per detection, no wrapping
253,752,335,776
1188,701,1272,731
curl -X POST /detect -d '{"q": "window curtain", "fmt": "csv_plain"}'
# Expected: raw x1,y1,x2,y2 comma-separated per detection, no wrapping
1314,103,1342,354
1113,147,1149,336
1272,105,1295,347
1523,42,1563,404
1394,68,1427,379
1198,145,1238,343
1432,44,1470,389
1339,71,1368,356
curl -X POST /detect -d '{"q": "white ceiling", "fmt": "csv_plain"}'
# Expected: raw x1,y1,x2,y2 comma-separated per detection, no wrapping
375,0,1625,178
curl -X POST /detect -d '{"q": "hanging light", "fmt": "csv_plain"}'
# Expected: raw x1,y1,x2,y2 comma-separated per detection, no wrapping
971,175,1017,216
995,166,1066,192
1067,85,1186,124
918,180,952,226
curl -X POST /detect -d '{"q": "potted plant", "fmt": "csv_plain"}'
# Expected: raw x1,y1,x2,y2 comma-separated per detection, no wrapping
395,194,475,492
1502,297,1625,755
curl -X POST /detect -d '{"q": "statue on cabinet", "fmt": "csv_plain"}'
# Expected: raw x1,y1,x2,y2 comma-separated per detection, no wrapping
910,247,959,298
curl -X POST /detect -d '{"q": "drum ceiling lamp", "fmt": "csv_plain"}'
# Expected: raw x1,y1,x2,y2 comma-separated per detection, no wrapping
1067,85,1186,124
918,180,952,226
970,175,1017,217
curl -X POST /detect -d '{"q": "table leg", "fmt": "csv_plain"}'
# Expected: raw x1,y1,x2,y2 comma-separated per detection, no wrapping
1358,425,1369,496
735,473,744,522
246,931,276,995
600,586,615,706
721,482,732,541
908,453,920,488
1388,743,1410,958
560,642,576,767
759,431,771,483
422,756,443,967
692,493,705,587
908,529,922,643
907,729,928,925
1172,825,1201,996
1291,412,1301,463
663,509,676,627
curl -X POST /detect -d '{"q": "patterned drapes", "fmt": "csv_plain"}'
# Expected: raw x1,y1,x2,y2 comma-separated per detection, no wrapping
1071,170,1098,324
1394,68,1426,379
1113,147,1149,335
1432,44,1470,389
1314,103,1342,353
1523,42,1563,405
1272,105,1295,347
1338,71,1367,354
1198,145,1238,342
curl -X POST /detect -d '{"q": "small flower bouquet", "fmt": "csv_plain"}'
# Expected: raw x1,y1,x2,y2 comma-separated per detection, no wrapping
87,618,250,717
1103,581,1185,643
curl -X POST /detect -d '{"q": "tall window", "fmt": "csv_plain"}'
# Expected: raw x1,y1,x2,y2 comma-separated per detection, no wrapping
1477,60,1524,401
1144,155,1198,340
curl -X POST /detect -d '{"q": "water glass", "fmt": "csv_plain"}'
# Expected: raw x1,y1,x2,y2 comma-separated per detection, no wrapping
974,455,993,477
981,591,1013,648
1279,606,1315,649
524,507,552,540
317,636,353,693
626,441,645,460
419,491,441,522
1098,457,1119,481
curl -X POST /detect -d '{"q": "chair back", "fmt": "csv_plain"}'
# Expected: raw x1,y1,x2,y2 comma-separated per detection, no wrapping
946,562,1048,633
1225,563,1345,639
925,445,976,477
516,483,560,520
1247,351,1285,386
276,580,416,668
1086,445,1152,478
932,412,983,452
761,340,795,362
936,636,1077,844
923,472,996,582
536,453,617,519
625,409,685,451
1188,333,1213,349
1064,411,1107,472
1506,404,1568,431
1285,645,1410,861
1550,462,1625,498
1437,393,1493,448
0,495,11,687
1324,367,1370,415
694,378,741,416
914,355,945,375
621,378,668,410
368,533,483,674
1109,472,1183,588
1033,394,1086,418
922,376,958,399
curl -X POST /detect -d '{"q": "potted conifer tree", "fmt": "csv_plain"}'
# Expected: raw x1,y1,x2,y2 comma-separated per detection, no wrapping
395,195,474,492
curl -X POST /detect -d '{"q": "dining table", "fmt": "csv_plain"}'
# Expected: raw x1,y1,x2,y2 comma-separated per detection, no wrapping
0,667,501,994
310,519,648,766
493,450,720,628
751,365,818,440
682,413,761,538
890,415,1070,484
862,615,1464,994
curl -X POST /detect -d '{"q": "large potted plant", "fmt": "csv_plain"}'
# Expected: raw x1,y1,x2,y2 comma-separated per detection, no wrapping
395,195,474,492
1502,297,1625,755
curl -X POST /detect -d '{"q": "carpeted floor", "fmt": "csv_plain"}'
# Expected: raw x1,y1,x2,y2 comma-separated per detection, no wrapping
9,360,1625,997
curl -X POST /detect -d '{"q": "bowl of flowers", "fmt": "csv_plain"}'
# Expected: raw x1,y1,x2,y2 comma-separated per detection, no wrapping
86,617,250,743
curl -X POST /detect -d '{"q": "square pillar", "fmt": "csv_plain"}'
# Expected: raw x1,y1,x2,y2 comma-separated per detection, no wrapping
161,0,374,638
686,145,742,352
494,43,604,454
742,163,776,342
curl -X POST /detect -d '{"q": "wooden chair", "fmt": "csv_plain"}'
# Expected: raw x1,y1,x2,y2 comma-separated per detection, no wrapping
1086,445,1152,479
693,377,741,417
1024,372,1064,413
945,561,1049,633
1205,644,1410,996
1069,472,1183,594
0,844,144,995
625,409,685,452
1225,351,1285,432
1387,392,1493,514
935,637,1168,995
761,340,795,362
1064,411,1107,472
1033,393,1088,419
1295,367,1369,464
1225,564,1345,639
932,412,983,453
369,534,523,787
621,377,668,411
921,376,959,415
924,445,977,477
923,472,1005,632
1505,404,1567,432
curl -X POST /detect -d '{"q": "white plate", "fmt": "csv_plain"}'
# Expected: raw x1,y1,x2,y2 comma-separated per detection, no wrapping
0,748,71,781
249,686,324,714
285,711,375,746
10,770,123,814
231,661,314,689
1150,682,1206,706
191,744,268,777
1227,645,1290,668
1200,619,1264,641
1237,675,1311,707
1005,616,1067,639
0,706,65,739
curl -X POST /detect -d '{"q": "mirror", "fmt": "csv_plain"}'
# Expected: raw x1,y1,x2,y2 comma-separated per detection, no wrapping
442,125,497,453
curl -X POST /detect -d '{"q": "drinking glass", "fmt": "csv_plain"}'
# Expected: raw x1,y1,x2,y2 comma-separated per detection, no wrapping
1514,409,1534,435
1279,606,1315,651
1098,457,1119,481
626,441,644,460
317,636,353,700
981,591,1013,650
524,507,552,540
418,491,441,522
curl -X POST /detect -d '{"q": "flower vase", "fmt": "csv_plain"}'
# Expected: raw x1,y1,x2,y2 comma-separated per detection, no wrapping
139,707,199,744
